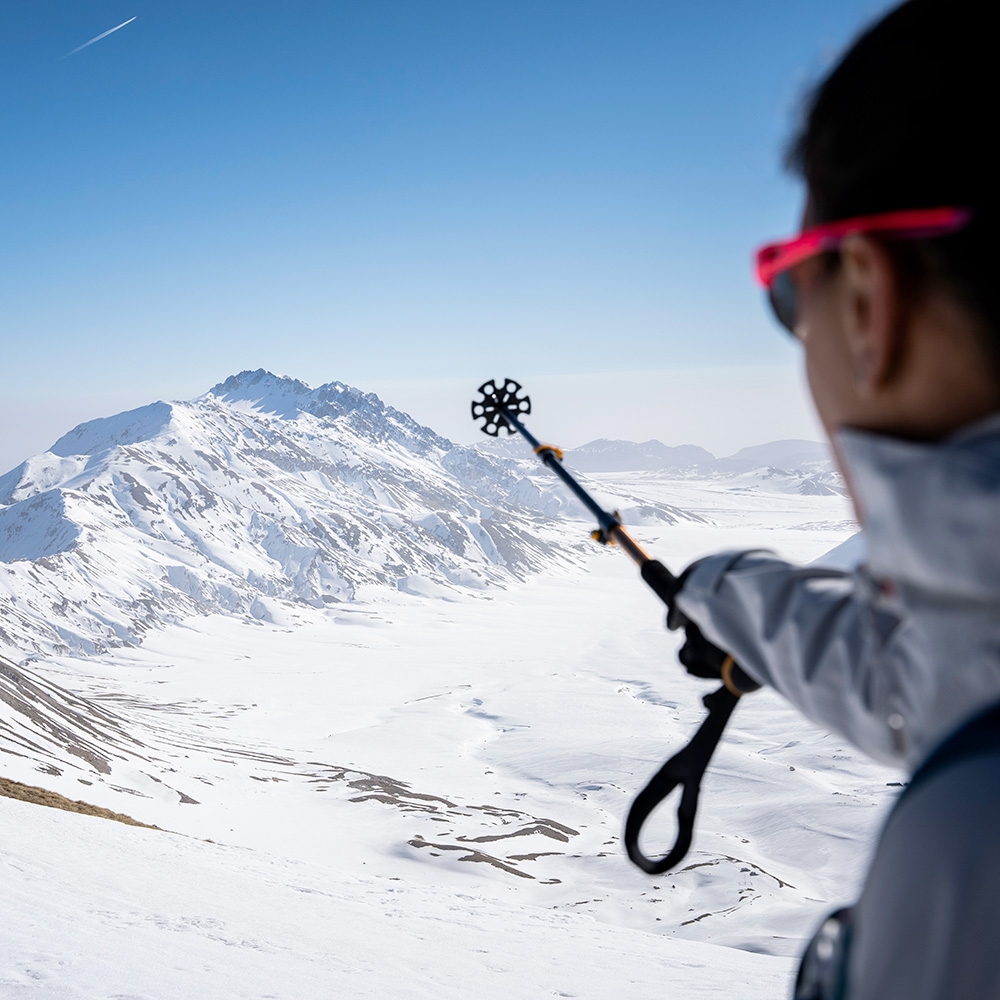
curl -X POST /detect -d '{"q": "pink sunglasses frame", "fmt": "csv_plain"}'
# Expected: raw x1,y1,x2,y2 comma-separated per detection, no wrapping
754,206,972,288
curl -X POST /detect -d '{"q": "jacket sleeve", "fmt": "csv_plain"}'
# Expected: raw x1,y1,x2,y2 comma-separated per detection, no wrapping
674,550,907,766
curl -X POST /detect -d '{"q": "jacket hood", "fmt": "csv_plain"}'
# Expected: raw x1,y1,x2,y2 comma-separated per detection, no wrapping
838,412,1000,601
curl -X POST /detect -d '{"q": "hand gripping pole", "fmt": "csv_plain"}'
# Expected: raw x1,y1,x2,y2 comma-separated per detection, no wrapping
471,378,756,873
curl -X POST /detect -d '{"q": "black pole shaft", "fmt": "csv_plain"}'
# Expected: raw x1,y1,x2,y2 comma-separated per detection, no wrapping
502,410,619,537
485,390,758,880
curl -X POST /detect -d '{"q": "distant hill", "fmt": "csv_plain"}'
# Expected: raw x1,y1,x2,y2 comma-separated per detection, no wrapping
716,440,832,474
560,439,716,473
556,437,833,475
475,434,843,504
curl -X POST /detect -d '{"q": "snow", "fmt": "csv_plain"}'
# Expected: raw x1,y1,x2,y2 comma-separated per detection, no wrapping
49,401,175,459
1,796,791,999
0,372,893,998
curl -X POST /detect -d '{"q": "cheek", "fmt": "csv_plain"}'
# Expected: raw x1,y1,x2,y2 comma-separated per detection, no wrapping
800,301,852,435
803,343,838,435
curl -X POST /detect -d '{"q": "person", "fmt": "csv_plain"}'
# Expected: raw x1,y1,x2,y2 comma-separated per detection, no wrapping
667,1,1000,997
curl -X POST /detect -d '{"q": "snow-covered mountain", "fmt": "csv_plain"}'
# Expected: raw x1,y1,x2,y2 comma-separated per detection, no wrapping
0,370,620,656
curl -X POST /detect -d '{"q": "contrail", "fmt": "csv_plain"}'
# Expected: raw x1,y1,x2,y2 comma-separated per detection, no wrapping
63,16,136,58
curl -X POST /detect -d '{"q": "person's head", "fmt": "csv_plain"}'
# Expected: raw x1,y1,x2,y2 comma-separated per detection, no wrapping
762,0,1000,443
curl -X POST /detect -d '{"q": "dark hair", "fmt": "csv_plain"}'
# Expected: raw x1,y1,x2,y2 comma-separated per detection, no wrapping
788,0,998,350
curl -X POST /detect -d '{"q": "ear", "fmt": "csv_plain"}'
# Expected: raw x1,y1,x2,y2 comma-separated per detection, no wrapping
838,235,904,396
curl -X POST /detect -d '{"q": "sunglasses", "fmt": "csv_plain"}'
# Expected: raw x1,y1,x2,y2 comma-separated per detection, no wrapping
754,206,972,335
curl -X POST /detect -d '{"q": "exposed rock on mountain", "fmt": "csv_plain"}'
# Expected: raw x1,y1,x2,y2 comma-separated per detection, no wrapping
0,653,141,778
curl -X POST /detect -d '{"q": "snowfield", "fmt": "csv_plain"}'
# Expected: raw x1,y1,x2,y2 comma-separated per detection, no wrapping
0,373,897,998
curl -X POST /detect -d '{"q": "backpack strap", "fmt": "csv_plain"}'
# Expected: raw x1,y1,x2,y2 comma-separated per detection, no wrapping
902,699,1000,803
794,698,1000,1000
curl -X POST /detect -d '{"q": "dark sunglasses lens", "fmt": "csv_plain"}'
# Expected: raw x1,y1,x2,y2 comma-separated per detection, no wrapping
768,270,799,336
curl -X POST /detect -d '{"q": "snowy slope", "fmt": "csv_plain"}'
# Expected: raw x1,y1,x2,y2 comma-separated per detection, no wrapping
2,471,875,966
0,794,793,1000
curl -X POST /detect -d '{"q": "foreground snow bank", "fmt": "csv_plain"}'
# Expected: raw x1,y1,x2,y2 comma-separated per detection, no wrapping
0,797,791,999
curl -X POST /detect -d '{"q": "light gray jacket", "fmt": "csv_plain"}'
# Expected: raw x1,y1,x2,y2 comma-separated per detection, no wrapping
676,414,1000,773
675,414,1000,1000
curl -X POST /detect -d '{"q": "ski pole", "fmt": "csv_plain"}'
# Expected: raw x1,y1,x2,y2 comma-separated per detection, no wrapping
470,378,676,602
470,377,757,874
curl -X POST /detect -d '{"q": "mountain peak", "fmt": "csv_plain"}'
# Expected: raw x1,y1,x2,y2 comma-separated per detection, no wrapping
206,369,315,416
204,369,445,450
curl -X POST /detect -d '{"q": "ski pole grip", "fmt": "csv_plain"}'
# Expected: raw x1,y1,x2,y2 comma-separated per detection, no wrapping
625,684,740,874
639,558,678,606
640,559,760,696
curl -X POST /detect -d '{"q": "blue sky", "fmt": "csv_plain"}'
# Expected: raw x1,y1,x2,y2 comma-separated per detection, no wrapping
0,1,894,469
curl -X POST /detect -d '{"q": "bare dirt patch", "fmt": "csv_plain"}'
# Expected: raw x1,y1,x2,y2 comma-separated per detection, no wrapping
0,775,157,829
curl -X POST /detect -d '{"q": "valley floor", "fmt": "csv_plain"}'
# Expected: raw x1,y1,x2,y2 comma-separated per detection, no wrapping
2,478,893,998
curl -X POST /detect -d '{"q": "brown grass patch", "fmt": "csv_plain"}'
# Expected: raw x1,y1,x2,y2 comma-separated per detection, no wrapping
0,776,157,829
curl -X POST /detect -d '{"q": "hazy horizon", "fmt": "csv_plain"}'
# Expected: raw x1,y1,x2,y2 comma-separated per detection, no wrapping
0,363,825,476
